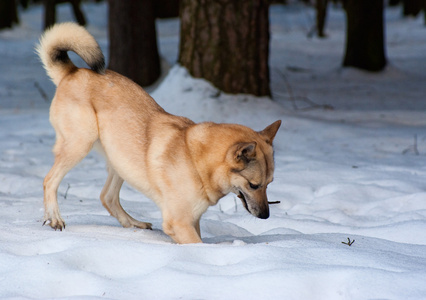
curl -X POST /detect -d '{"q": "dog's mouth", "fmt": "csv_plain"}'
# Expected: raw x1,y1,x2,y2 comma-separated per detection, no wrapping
237,190,270,219
237,191,250,212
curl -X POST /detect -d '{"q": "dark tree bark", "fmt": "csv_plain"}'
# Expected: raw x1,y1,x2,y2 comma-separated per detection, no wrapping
43,0,86,30
424,0,426,25
154,0,180,18
178,0,271,97
70,0,86,25
343,0,387,72
44,0,56,29
0,0,19,30
316,0,329,37
389,0,401,6
403,0,422,16
108,0,161,87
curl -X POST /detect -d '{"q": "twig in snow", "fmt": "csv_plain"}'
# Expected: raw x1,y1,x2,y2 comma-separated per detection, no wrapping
34,81,49,102
297,99,334,112
307,25,317,39
274,68,298,110
402,134,419,156
273,68,334,111
341,237,355,246
64,183,71,199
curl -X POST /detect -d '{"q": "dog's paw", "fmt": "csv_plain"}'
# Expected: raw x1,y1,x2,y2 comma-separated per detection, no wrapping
132,221,152,230
117,214,152,230
43,218,66,231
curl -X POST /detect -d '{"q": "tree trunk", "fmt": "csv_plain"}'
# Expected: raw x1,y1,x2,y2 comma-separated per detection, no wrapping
108,0,161,87
343,0,387,72
316,0,329,37
43,0,86,30
70,0,86,26
154,0,180,18
424,0,426,25
403,0,422,16
178,0,271,97
0,0,19,30
43,0,56,29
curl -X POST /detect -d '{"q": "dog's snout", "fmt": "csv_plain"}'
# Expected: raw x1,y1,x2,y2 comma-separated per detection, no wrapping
257,206,269,219
250,189,270,219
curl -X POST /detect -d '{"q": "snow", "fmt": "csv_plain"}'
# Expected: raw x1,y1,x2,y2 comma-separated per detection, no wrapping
1,2,426,299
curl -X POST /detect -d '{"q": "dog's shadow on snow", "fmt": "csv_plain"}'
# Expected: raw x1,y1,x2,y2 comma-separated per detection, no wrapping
203,234,295,245
200,219,300,245
64,216,298,245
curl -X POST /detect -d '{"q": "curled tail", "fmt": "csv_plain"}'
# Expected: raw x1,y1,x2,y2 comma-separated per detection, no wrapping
36,22,105,86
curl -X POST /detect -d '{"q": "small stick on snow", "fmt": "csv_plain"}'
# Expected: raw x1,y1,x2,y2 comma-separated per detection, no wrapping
34,81,49,102
342,237,355,246
64,183,71,199
268,201,281,204
402,134,419,156
274,68,333,111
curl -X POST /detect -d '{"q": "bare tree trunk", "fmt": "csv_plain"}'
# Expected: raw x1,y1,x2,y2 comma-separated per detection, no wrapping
154,0,180,18
343,0,387,72
424,0,426,25
70,0,86,26
43,0,56,29
43,0,86,30
178,0,271,97
0,0,19,30
316,0,329,37
108,0,161,87
403,0,422,16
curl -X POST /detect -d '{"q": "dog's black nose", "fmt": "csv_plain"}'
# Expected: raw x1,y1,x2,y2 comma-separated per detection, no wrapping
258,208,269,219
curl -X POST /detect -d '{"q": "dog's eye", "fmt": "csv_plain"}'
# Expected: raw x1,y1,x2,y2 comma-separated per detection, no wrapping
249,182,260,190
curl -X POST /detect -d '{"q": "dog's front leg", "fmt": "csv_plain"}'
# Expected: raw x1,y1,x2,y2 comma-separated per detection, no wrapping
162,216,202,244
163,221,202,244
195,217,201,237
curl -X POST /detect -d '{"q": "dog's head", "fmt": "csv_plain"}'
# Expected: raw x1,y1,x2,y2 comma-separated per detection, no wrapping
227,120,281,219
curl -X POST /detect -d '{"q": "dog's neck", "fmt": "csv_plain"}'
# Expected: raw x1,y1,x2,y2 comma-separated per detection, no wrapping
185,123,231,204
185,122,259,205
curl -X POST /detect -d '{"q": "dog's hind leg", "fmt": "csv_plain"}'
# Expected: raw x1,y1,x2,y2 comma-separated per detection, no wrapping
44,100,99,231
100,166,152,229
43,134,95,230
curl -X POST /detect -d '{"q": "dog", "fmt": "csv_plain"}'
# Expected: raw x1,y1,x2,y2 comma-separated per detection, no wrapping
36,23,281,244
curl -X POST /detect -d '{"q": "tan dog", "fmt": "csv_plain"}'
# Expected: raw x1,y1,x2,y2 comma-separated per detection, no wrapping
37,23,281,244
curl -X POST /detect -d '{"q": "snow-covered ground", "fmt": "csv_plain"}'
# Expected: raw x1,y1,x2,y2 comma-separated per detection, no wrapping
1,2,426,299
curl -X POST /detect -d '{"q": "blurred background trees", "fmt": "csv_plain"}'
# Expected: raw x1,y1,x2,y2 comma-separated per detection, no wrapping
1,0,425,94
43,0,86,29
0,0,19,29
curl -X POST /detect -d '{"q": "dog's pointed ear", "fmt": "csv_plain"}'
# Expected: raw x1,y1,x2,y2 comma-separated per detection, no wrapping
234,142,257,163
259,120,281,145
